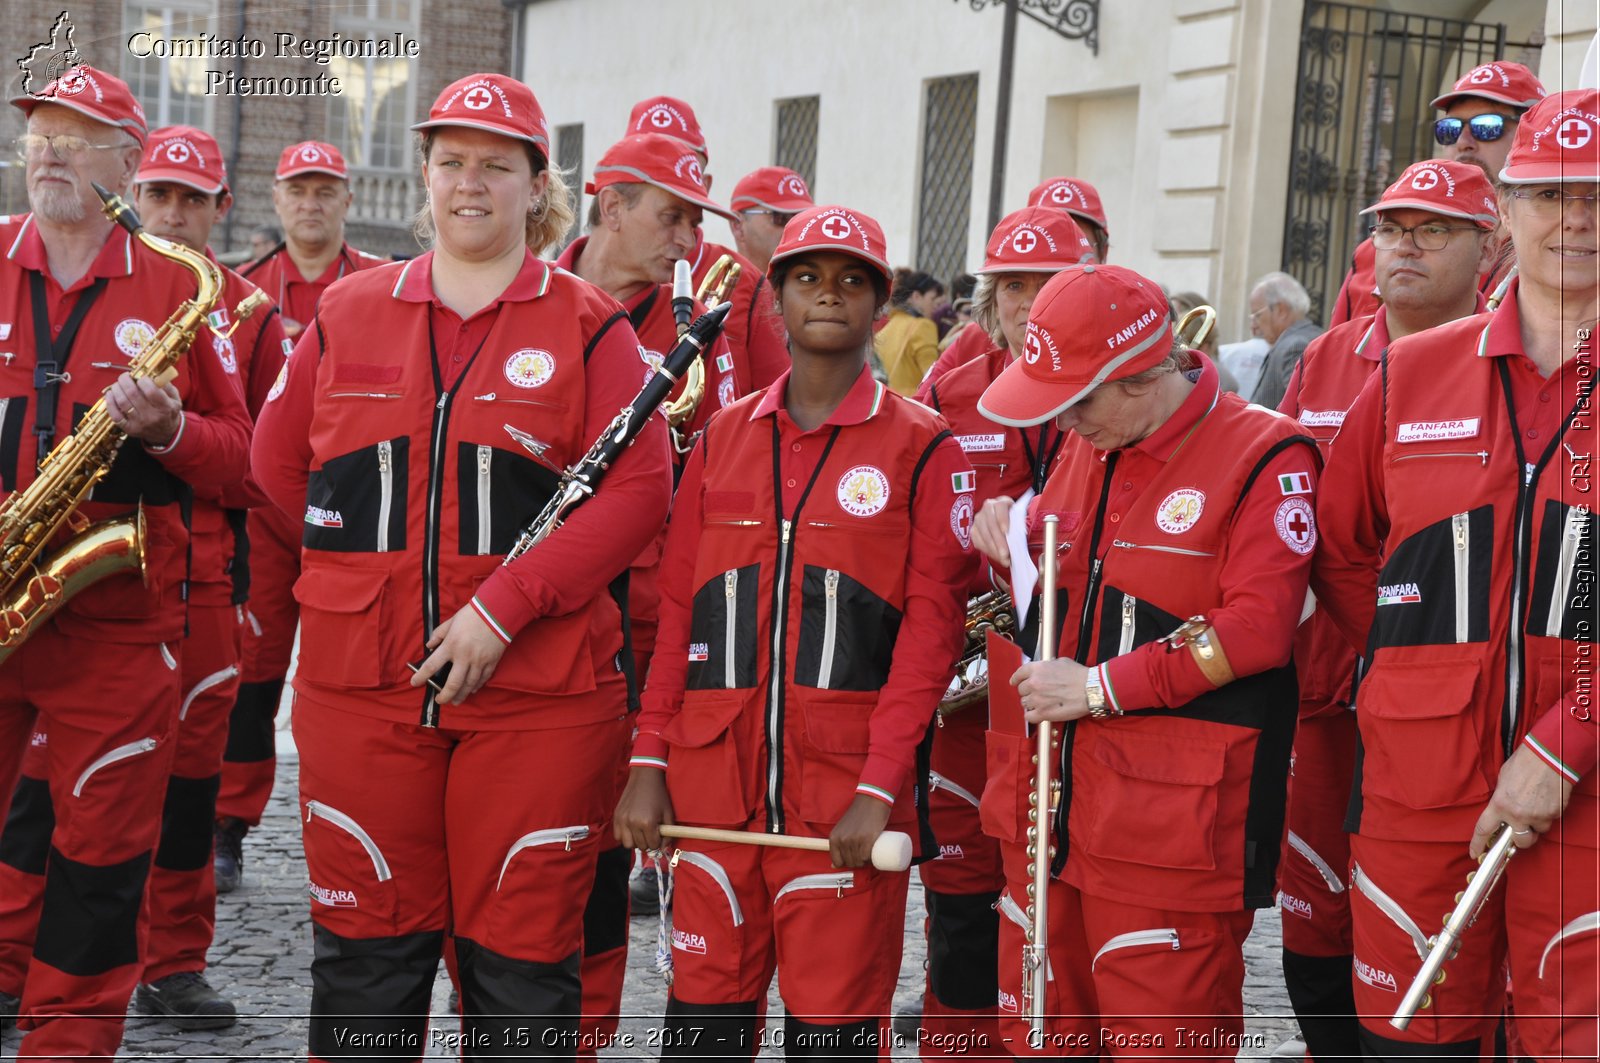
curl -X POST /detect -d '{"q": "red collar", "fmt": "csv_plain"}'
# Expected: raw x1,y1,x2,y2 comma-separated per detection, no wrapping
1133,355,1222,461
752,364,887,426
389,248,553,314
6,218,135,290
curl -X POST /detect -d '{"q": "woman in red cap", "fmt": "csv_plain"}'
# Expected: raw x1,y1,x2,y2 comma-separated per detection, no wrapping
252,73,672,1059
614,205,971,1056
1314,89,1600,1061
904,206,1094,1060
969,263,1319,1056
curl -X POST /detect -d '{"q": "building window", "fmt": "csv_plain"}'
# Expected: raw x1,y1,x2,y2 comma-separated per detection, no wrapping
773,96,819,191
122,0,215,130
555,123,583,248
917,74,978,282
326,0,418,224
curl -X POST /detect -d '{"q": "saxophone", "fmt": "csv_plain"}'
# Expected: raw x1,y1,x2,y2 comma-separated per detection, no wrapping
0,183,222,664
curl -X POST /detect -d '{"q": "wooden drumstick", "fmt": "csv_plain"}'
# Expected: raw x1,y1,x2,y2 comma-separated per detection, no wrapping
657,824,913,872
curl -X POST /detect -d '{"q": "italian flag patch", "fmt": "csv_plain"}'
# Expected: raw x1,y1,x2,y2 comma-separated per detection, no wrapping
951,471,976,493
715,353,733,373
206,309,229,331
1278,471,1312,496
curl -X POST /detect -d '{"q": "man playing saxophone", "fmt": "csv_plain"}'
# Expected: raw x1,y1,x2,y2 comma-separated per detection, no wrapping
0,65,251,1060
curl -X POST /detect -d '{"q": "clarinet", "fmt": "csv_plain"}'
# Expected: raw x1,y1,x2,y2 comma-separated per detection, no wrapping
503,300,731,563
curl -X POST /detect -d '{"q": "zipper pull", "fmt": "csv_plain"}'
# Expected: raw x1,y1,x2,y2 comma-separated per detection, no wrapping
379,441,392,474
782,519,792,544
1525,462,1536,486
436,394,448,411
1122,594,1134,627
1112,539,1132,549
825,569,839,599
725,570,736,597
478,446,491,476
1478,451,1489,466
669,849,683,869
1454,515,1467,551
835,877,848,898
563,831,575,852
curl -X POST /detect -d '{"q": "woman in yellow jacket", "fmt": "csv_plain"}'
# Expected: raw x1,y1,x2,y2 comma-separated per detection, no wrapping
874,269,944,394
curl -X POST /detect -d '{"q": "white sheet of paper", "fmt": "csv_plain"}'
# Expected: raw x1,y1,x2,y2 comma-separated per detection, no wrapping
1007,489,1038,629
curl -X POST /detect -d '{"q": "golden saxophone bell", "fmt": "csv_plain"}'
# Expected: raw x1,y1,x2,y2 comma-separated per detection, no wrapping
939,589,1016,715
1176,304,1217,351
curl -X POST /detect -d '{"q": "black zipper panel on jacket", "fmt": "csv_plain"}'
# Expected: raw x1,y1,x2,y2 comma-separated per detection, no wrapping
1493,359,1596,756
0,395,27,493
1527,498,1597,642
419,320,493,727
763,421,841,834
793,565,903,691
454,443,561,556
685,562,762,691
1365,506,1493,652
302,437,409,552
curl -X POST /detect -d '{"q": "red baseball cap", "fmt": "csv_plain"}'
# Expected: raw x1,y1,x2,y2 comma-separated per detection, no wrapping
979,264,1173,428
978,207,1096,273
10,64,147,146
1431,61,1546,111
730,166,814,213
586,133,732,219
628,96,707,158
1360,159,1498,228
1027,177,1109,233
766,206,892,288
412,73,550,153
137,125,227,194
276,141,347,181
1499,89,1600,184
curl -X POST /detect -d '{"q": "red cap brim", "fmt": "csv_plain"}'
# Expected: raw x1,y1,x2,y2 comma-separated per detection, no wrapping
977,355,1094,428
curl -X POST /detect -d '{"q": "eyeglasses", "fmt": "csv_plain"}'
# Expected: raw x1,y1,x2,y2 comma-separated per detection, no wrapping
15,133,126,162
1433,114,1511,147
1509,188,1600,216
1248,306,1268,320
1369,222,1482,251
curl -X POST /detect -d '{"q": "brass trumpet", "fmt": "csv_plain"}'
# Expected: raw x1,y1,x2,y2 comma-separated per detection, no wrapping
938,589,1016,716
664,254,742,448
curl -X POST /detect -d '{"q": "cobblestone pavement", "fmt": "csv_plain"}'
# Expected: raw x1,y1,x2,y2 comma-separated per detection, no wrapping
1,731,1302,1060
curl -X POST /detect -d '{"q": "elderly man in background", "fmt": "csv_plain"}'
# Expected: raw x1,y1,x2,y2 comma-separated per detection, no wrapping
1247,271,1322,409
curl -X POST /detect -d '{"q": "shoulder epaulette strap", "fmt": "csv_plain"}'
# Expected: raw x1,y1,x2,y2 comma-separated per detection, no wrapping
583,309,630,365
1233,433,1320,513
907,428,954,511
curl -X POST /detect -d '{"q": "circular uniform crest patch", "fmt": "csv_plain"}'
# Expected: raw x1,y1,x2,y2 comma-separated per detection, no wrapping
837,465,890,517
504,348,555,389
1156,488,1205,534
1274,496,1317,555
950,493,975,549
214,334,237,375
718,376,736,409
114,318,156,358
266,361,289,402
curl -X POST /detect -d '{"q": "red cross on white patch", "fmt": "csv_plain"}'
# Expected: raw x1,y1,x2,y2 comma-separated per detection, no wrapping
1274,497,1316,555
463,87,493,111
649,108,673,128
1050,185,1074,205
1012,229,1038,254
164,142,191,163
1559,119,1593,150
1410,169,1439,191
59,72,87,95
1023,330,1042,364
821,216,852,240
1469,66,1495,84
300,146,325,163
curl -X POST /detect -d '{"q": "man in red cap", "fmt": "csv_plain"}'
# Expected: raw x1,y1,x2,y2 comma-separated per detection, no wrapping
1329,60,1546,328
969,263,1317,1055
1314,89,1599,1062
555,129,739,1052
1274,158,1499,1062
0,122,288,1032
627,97,790,392
727,167,813,391
0,65,252,1059
221,140,385,894
904,206,1095,1061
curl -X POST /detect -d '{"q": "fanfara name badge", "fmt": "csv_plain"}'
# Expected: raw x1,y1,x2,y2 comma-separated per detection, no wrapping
1156,488,1205,534
837,465,890,517
114,318,157,358
504,348,555,389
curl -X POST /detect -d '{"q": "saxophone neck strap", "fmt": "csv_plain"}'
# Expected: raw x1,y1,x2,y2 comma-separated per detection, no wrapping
29,271,108,462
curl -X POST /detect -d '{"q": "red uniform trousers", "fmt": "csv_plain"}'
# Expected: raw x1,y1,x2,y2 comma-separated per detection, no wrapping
295,690,629,1062
0,629,181,1060
144,601,242,981
665,831,910,1042
217,504,299,828
918,705,1003,1060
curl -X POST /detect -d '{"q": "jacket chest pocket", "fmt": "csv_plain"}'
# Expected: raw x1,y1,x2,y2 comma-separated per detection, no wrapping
793,565,902,692
686,563,761,691
1527,499,1596,642
304,437,409,553
454,442,560,556
1094,583,1185,663
1369,507,1492,652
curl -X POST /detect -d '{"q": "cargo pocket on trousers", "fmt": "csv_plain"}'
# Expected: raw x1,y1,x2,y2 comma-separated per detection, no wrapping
668,847,748,988
303,799,398,935
1358,657,1490,811
664,690,755,828
292,567,394,689
1083,730,1227,871
488,823,593,951
979,729,1034,845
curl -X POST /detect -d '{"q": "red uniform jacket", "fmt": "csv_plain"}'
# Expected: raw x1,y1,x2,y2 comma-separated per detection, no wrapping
1327,238,1381,330
251,250,672,729
691,233,788,392
190,257,289,607
0,216,252,644
1029,358,1319,911
239,240,385,336
1313,280,1597,846
631,368,972,849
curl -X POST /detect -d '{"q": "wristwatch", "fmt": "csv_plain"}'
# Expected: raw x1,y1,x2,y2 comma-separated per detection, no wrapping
1085,666,1118,719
